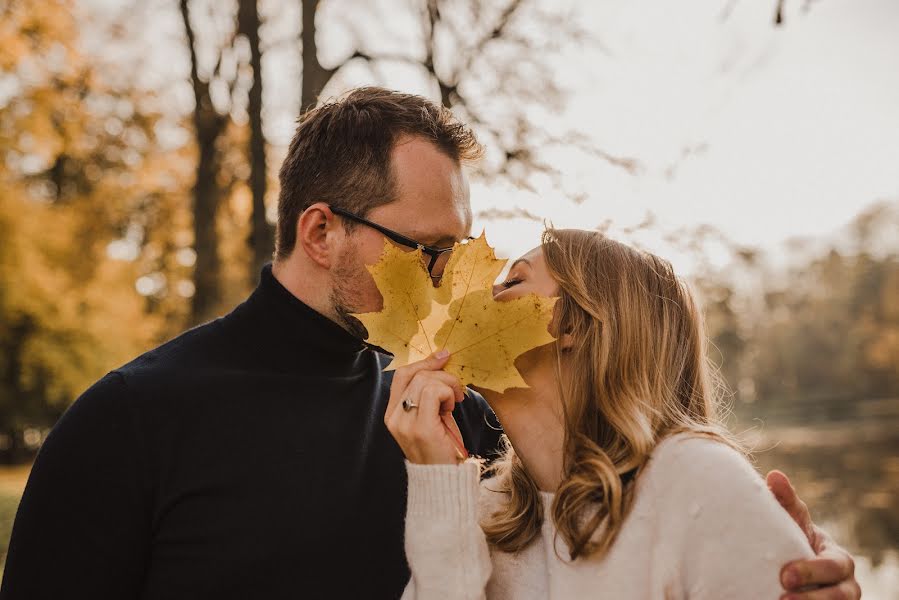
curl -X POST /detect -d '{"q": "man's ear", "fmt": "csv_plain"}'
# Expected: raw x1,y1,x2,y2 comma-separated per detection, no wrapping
296,202,339,269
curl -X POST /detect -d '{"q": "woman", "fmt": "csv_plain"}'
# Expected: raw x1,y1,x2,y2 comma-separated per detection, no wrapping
385,228,814,599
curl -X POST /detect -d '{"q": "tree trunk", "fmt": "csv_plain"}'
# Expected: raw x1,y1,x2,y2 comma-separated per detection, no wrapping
191,117,224,323
179,0,227,324
238,0,273,282
301,0,335,113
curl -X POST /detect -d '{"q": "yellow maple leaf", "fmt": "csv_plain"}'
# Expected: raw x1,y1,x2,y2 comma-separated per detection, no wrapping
353,233,557,392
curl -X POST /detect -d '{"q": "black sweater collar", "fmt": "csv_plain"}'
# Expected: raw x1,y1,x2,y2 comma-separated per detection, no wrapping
226,264,369,371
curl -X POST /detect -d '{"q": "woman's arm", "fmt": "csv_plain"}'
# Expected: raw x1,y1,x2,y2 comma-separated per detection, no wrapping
401,461,492,600
385,352,493,599
650,436,815,600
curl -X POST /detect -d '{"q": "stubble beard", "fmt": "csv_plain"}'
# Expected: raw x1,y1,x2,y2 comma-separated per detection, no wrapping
329,246,371,341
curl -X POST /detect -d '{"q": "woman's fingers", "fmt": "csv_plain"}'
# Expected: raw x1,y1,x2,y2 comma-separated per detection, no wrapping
418,382,456,423
387,362,463,424
384,350,469,464
391,350,451,393
419,370,465,410
387,371,454,429
395,380,448,431
392,381,461,464
385,350,451,423
404,376,467,459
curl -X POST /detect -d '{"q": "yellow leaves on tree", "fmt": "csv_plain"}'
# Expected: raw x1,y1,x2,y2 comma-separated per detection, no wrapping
0,185,163,408
353,233,557,393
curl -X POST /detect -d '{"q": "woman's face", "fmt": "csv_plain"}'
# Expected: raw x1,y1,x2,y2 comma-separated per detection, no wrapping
491,246,559,302
485,245,566,403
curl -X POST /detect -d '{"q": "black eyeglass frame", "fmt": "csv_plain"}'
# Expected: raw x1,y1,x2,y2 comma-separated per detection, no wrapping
328,205,473,276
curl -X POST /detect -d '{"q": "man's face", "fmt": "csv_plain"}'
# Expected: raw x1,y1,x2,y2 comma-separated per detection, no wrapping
331,135,473,337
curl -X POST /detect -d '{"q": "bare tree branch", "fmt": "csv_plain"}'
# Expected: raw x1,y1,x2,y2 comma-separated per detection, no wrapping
475,207,544,222
347,50,423,67
451,0,525,85
178,0,235,323
301,0,639,199
774,0,786,25
719,0,740,22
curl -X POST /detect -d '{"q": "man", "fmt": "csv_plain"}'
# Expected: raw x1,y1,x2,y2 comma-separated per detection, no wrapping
1,88,860,599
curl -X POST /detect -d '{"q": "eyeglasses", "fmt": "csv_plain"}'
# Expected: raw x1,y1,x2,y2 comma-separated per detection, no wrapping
329,205,472,278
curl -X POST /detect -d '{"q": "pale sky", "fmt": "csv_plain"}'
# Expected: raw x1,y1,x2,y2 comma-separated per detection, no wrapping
466,0,899,268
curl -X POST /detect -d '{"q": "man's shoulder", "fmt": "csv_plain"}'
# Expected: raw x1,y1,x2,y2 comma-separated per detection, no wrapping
116,318,230,379
97,317,249,406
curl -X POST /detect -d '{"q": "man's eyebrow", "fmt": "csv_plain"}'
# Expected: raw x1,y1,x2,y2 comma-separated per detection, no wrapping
426,233,469,248
432,236,457,247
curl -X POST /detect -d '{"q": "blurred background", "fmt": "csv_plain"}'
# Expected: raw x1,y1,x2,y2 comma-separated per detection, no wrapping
0,0,897,595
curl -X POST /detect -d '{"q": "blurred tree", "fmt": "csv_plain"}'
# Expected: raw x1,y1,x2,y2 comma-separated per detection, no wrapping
179,0,640,311
297,0,637,191
746,203,899,413
655,223,756,408
238,0,274,282
0,0,168,461
178,0,273,301
300,0,333,115
655,208,898,417
698,281,746,403
178,0,234,324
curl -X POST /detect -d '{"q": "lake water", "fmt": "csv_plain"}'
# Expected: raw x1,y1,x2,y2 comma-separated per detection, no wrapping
739,396,899,600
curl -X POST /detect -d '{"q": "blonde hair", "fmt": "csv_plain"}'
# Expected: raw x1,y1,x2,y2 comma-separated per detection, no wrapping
482,228,739,560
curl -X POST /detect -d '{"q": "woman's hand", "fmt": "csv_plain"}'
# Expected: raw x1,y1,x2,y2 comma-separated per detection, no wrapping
385,350,469,465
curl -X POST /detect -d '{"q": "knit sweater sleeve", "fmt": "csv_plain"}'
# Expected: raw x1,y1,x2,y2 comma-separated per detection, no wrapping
0,372,150,599
649,435,815,600
401,460,492,600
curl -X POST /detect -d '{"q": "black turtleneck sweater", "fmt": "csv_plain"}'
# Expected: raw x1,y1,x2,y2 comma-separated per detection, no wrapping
0,266,503,599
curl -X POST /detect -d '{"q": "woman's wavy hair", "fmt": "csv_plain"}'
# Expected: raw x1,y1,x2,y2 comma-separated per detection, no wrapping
481,228,739,560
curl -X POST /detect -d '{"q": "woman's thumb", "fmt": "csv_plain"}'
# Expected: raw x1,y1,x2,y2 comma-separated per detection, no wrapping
427,348,450,368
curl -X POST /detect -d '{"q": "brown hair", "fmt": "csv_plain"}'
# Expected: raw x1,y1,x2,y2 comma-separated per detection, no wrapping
482,228,739,560
275,87,483,259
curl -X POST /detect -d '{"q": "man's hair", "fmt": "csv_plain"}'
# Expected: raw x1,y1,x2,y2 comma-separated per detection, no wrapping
275,86,483,259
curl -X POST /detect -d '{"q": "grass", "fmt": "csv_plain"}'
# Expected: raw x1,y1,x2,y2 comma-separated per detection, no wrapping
0,464,32,579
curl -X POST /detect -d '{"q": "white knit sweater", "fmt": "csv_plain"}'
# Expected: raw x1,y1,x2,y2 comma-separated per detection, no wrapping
401,434,814,599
